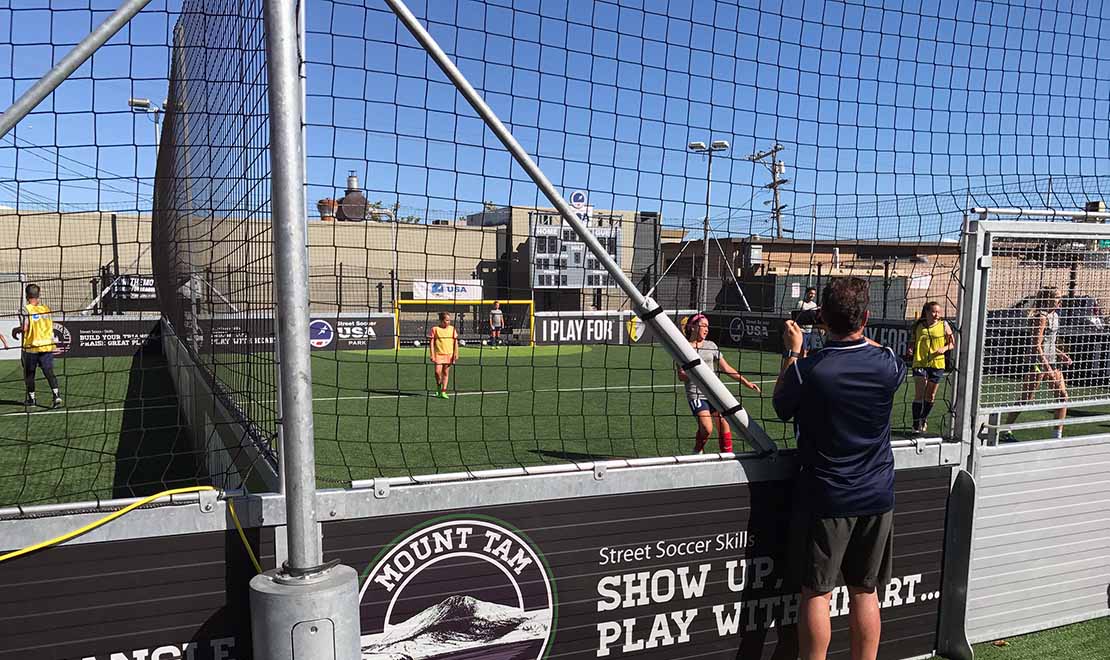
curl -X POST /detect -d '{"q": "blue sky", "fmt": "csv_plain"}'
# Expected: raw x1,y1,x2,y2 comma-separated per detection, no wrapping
3,0,1110,240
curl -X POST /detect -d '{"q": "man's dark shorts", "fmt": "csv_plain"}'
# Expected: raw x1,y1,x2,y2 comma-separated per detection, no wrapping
22,350,55,374
790,500,894,593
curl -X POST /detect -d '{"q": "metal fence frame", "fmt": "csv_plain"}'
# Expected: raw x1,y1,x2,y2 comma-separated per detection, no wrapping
956,211,1110,456
7,0,1110,656
952,210,1110,651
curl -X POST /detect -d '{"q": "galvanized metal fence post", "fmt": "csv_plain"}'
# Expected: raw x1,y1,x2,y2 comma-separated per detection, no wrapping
250,1,359,658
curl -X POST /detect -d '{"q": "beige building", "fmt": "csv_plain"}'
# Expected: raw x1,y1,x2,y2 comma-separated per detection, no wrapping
305,219,504,312
0,207,153,315
659,236,963,320
465,205,661,311
10,202,1103,328
985,237,1110,310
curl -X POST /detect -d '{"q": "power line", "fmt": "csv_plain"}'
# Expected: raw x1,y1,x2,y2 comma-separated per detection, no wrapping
1,136,154,199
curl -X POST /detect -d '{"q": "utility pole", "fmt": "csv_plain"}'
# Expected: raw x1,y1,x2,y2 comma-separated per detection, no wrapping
747,144,788,238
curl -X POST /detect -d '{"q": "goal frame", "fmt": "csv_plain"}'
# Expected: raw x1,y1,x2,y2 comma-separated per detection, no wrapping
393,298,536,348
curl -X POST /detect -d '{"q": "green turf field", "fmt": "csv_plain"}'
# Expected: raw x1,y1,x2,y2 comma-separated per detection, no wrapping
932,616,1110,660
6,342,1104,507
307,344,957,485
0,351,200,507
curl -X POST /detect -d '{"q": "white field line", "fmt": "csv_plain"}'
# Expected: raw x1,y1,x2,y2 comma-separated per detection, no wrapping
1,378,777,418
315,377,777,404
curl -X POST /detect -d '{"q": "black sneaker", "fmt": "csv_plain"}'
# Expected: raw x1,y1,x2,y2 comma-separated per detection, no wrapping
23,396,35,408
52,396,63,409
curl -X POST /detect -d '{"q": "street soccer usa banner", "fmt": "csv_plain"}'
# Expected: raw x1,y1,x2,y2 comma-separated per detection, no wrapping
326,467,950,660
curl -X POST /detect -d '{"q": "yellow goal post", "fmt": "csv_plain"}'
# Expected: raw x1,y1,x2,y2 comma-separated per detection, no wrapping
393,299,535,348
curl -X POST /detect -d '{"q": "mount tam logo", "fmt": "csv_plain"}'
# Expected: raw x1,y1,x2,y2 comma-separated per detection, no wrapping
360,518,555,660
52,322,72,354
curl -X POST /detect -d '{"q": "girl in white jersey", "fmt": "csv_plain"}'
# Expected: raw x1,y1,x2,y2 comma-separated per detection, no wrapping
676,313,761,453
1001,286,1071,440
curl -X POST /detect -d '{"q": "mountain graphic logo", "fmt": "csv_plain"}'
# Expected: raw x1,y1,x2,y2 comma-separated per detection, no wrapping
309,319,334,348
51,322,72,354
360,518,555,660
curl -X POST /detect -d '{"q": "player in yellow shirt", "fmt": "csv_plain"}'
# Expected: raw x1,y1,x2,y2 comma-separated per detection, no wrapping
427,311,458,399
908,301,954,433
18,284,63,409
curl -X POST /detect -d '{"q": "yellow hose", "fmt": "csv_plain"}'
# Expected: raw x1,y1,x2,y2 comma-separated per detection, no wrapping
0,486,262,572
227,498,263,574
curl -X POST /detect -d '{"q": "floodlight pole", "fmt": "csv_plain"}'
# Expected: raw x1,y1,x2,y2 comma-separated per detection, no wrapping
251,1,359,658
689,141,729,311
386,0,776,455
703,154,712,311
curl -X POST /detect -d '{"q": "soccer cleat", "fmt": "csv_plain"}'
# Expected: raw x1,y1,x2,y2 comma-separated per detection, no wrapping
52,396,63,409
920,421,928,434
24,396,35,408
438,391,449,399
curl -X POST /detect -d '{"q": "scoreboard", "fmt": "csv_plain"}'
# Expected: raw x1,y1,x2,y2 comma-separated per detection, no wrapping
529,209,622,289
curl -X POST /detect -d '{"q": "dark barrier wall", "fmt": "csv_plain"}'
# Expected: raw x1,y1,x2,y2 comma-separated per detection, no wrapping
325,466,950,660
45,312,918,356
0,528,275,660
707,312,950,358
19,313,397,359
535,311,697,345
203,313,396,352
52,317,161,358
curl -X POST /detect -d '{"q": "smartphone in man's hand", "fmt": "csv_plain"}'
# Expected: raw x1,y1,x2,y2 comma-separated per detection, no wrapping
793,307,821,328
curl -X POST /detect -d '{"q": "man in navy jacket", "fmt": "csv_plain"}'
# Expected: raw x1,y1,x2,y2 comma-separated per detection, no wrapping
774,277,906,660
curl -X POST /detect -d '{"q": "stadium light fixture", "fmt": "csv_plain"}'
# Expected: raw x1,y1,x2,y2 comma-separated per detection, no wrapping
710,140,730,151
687,141,707,151
127,97,163,157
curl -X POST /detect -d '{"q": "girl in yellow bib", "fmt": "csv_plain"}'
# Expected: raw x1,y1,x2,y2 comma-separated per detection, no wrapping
908,301,954,433
428,311,458,399
18,283,63,409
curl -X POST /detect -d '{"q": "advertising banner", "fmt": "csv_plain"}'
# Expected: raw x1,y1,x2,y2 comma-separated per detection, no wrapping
708,313,954,360
623,310,699,346
110,274,157,300
710,313,783,352
0,313,398,360
306,315,396,351
412,280,484,301
202,314,396,353
865,322,913,358
0,528,274,660
58,317,162,357
535,311,697,346
0,316,162,360
536,313,624,344
327,466,950,660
